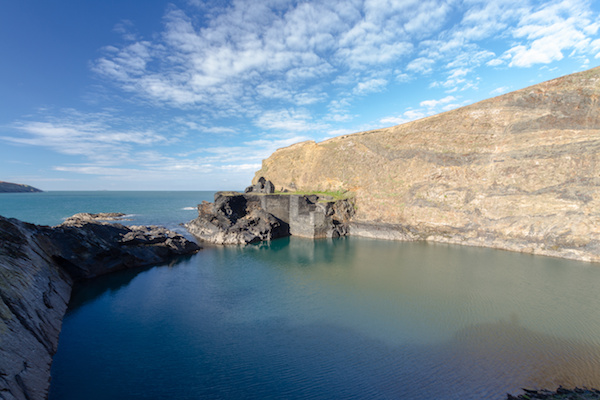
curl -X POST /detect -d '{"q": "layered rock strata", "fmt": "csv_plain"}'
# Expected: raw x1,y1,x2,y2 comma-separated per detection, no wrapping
185,188,354,245
0,215,200,400
253,66,600,262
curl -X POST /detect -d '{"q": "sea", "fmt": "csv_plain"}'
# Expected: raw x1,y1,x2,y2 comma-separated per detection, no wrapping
2,191,600,400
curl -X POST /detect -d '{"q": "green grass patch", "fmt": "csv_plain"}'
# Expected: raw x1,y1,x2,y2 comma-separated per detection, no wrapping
274,189,353,201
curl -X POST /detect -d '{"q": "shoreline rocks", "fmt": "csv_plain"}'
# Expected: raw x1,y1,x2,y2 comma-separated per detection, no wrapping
0,214,200,400
507,387,600,399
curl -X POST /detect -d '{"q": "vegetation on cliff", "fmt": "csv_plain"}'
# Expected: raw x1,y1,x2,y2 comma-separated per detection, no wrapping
253,66,600,262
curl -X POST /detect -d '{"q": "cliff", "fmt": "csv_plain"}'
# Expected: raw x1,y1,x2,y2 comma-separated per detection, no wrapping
0,182,42,193
0,215,200,400
254,66,600,262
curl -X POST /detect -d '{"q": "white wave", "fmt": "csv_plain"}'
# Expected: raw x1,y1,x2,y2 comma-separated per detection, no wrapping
181,207,196,210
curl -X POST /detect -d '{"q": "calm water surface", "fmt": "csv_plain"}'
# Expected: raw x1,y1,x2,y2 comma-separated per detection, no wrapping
49,238,600,400
3,192,599,399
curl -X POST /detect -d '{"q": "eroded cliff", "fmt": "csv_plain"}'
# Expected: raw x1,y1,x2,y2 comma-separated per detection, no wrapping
254,66,600,262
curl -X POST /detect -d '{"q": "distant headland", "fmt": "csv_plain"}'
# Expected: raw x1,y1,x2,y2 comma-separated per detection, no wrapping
0,181,43,193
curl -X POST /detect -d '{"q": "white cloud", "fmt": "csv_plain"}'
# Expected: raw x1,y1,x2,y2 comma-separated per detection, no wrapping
353,78,388,95
490,86,510,95
487,58,504,67
504,0,599,67
406,57,435,73
4,113,167,163
90,0,459,115
254,109,328,132
420,95,457,108
380,109,427,125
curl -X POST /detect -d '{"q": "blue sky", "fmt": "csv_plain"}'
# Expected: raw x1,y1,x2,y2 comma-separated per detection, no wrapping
1,0,600,190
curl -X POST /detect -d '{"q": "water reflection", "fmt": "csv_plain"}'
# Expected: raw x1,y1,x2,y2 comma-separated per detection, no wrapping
51,237,600,400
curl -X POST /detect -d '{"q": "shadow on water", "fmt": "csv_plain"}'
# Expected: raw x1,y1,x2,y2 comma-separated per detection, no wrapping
67,254,196,311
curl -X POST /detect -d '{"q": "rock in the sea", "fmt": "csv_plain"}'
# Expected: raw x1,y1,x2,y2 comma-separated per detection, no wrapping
185,188,355,244
0,214,200,400
185,193,289,244
62,212,128,223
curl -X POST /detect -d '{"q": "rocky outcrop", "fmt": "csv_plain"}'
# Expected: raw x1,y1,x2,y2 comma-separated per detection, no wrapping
0,215,200,400
244,176,275,194
53,216,201,279
185,192,289,245
62,212,129,223
185,183,355,245
0,182,42,193
253,66,600,263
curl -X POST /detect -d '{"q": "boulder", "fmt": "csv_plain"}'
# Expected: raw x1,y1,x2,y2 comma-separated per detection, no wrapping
244,177,275,194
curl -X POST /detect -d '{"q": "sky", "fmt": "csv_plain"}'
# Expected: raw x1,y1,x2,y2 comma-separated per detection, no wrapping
1,0,599,191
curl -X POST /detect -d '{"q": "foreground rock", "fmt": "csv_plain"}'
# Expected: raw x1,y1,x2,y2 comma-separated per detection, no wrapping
0,215,200,400
507,387,600,399
253,66,600,263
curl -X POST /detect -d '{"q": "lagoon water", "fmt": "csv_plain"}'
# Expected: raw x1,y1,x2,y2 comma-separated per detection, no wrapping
2,192,600,399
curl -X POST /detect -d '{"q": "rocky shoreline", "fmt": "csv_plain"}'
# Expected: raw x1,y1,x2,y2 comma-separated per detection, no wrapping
0,215,199,400
507,387,600,399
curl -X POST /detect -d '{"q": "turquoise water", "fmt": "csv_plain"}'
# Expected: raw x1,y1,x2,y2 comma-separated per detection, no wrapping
0,190,214,235
3,192,600,399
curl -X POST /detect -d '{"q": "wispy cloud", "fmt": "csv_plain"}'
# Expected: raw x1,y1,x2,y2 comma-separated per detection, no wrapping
90,0,600,126
420,95,457,109
4,0,600,190
4,111,167,163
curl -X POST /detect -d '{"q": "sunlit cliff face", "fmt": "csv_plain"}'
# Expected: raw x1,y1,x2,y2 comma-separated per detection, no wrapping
254,67,600,262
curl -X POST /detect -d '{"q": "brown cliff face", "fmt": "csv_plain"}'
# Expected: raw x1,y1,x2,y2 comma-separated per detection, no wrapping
254,66,600,262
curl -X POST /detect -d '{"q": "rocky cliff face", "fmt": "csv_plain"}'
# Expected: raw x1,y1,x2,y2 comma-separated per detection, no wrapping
0,215,200,400
254,66,600,262
0,217,71,400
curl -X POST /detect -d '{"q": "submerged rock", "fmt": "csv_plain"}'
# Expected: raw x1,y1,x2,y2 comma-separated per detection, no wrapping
0,214,200,400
